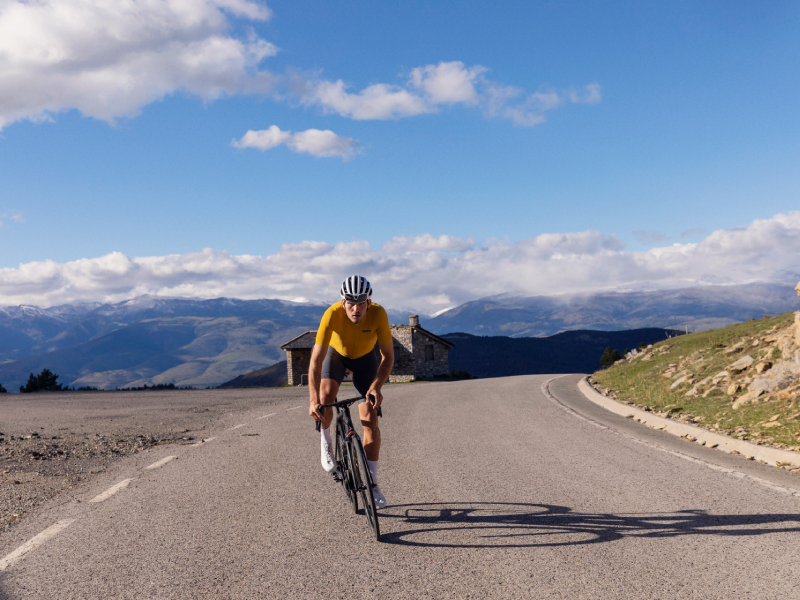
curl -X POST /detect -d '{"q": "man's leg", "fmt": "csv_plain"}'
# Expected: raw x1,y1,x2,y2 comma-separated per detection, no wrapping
358,401,380,461
319,378,339,430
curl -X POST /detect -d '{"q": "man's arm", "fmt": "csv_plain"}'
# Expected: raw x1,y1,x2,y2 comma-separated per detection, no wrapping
367,343,394,407
308,344,327,420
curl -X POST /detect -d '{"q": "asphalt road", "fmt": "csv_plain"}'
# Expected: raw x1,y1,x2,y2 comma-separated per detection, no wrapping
1,375,799,599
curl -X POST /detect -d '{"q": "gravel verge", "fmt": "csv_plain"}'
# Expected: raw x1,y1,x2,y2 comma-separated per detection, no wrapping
0,387,307,532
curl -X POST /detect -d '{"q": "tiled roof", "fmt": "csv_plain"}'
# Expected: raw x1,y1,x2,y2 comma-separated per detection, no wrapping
280,330,318,349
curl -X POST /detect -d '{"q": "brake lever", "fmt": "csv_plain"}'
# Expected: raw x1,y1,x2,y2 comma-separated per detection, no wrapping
367,394,382,418
315,404,325,432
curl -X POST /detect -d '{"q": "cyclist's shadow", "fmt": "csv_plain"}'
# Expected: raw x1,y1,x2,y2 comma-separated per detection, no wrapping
378,502,800,547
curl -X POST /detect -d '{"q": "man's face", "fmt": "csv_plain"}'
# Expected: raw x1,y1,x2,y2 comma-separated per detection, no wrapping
342,298,371,323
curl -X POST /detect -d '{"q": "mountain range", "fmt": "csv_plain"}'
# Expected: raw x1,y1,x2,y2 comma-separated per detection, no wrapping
0,283,797,391
426,283,800,337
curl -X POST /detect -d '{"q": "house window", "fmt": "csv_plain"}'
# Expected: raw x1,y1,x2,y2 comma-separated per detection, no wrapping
425,345,434,361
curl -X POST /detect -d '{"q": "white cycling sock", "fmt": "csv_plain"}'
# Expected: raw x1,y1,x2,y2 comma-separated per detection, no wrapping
321,427,332,445
367,459,378,484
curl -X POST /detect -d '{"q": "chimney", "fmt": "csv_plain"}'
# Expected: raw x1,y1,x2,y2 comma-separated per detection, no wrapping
409,315,419,326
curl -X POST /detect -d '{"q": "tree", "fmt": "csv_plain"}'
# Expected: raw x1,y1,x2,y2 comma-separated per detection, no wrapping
600,347,621,367
19,368,64,393
0,382,6,393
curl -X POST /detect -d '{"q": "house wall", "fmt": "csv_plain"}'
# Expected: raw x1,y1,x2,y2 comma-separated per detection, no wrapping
410,329,450,378
286,348,312,386
390,325,415,377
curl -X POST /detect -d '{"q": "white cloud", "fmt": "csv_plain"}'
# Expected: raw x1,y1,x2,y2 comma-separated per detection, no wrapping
2,212,799,312
0,0,276,129
306,80,432,120
232,125,361,159
301,61,601,126
408,62,486,105
0,1,598,133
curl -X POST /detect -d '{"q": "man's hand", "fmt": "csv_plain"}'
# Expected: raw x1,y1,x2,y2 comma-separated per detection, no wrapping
309,403,323,421
366,387,383,408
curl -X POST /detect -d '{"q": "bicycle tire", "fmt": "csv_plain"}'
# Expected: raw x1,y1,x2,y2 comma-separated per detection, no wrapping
351,438,380,541
335,422,358,514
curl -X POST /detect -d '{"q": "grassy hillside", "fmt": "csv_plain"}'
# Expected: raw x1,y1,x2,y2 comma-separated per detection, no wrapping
592,312,800,451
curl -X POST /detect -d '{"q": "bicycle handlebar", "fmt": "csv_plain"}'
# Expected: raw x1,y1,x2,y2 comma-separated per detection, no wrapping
314,394,382,432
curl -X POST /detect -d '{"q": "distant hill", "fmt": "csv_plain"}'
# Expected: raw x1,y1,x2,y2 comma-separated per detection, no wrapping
0,296,328,390
1,283,796,391
427,283,800,337
218,361,288,388
443,328,681,378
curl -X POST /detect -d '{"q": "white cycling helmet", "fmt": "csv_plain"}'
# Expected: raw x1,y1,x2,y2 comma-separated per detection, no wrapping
340,275,373,303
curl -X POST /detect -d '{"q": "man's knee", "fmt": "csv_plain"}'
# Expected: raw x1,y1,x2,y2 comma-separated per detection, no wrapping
320,379,338,403
359,405,378,429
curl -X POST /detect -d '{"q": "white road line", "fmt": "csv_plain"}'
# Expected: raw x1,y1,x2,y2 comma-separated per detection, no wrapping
542,378,800,498
145,456,176,470
230,424,246,430
257,413,277,420
89,479,133,503
0,519,75,571
286,405,303,411
190,437,216,447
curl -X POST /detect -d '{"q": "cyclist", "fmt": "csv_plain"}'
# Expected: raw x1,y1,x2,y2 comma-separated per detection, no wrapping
308,275,394,508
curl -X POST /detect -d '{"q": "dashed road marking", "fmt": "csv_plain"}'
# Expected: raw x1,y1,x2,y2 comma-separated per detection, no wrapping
257,413,277,419
286,405,303,411
89,479,133,503
145,456,176,470
0,519,75,572
230,424,245,430
190,437,216,447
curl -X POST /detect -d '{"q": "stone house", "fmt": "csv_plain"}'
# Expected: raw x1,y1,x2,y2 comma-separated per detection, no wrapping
279,315,455,385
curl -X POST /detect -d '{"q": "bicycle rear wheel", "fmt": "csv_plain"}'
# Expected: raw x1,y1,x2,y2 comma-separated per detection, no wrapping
335,423,358,514
351,438,380,541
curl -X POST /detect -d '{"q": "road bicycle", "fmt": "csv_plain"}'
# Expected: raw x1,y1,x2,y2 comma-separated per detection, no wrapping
316,395,382,541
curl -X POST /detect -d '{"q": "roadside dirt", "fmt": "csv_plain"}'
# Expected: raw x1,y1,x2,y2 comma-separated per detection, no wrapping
0,387,307,532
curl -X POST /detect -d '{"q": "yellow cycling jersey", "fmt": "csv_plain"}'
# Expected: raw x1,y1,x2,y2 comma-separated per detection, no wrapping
315,302,393,359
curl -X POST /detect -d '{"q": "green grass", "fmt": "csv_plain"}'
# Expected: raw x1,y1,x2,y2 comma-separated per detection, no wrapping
592,312,800,450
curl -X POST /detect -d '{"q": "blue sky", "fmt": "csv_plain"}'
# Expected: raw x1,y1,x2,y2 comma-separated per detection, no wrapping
1,1,799,311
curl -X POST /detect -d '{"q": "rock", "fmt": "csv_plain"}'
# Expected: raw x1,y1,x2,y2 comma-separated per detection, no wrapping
724,341,745,354
671,376,689,390
729,355,754,373
762,421,781,429
732,389,764,409
726,383,740,395
711,370,730,384
769,414,780,421
755,362,772,375
702,387,716,398
685,387,698,397
795,309,800,347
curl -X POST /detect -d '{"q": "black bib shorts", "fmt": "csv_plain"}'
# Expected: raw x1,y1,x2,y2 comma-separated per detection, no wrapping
321,346,378,402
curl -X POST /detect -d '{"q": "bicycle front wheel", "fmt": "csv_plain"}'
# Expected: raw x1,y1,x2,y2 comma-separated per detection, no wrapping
336,425,358,514
351,438,380,541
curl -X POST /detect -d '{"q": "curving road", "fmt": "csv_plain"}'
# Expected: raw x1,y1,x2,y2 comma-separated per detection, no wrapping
1,375,799,599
